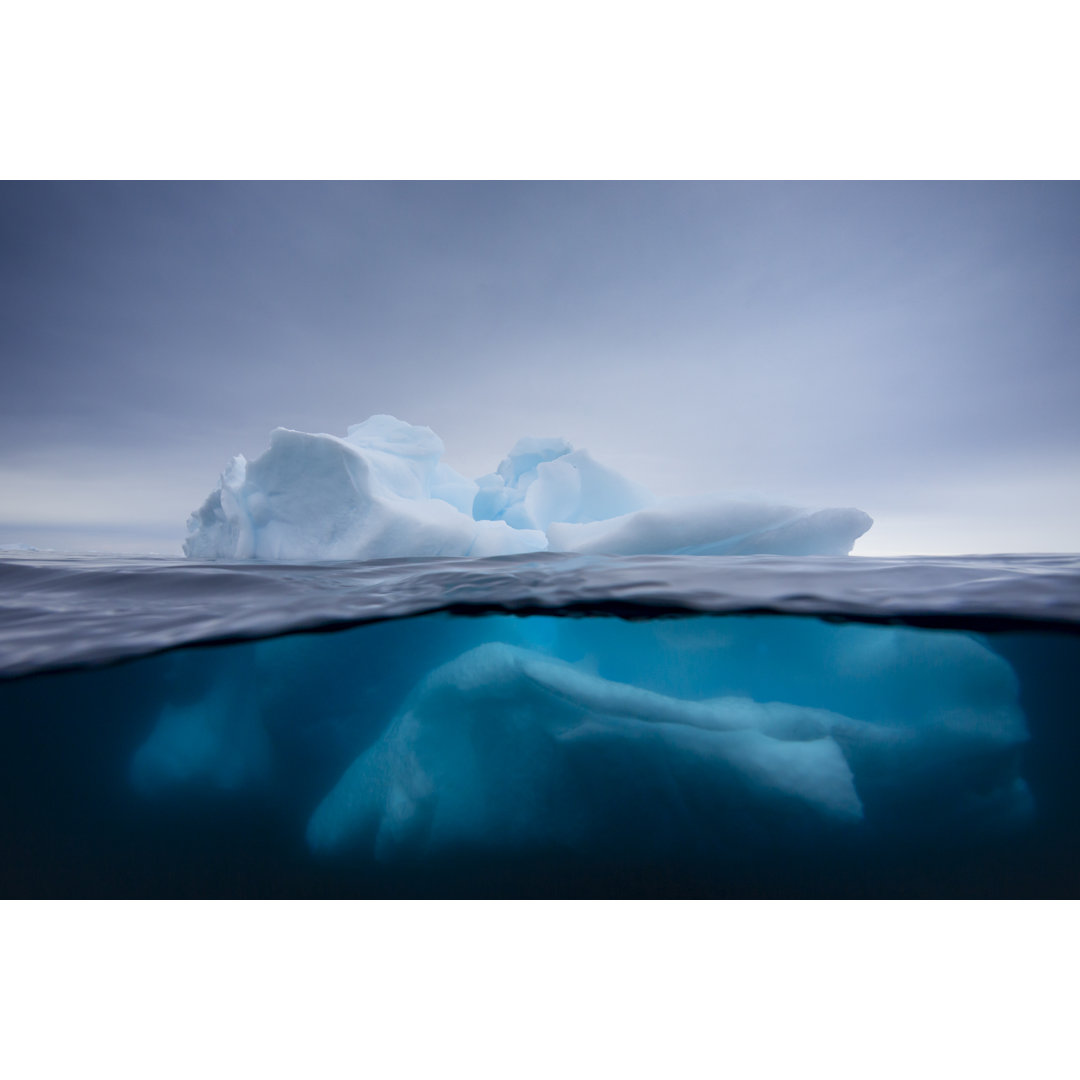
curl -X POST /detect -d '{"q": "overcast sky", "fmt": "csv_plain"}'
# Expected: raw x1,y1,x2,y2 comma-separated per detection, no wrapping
1,181,1077,555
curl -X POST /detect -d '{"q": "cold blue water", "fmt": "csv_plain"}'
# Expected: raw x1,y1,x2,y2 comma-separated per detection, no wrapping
1,552,1078,897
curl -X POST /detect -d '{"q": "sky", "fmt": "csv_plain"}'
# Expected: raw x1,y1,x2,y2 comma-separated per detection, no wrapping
1,180,1078,556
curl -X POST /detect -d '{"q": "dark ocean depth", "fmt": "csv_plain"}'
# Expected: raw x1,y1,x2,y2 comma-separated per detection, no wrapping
1,552,1078,898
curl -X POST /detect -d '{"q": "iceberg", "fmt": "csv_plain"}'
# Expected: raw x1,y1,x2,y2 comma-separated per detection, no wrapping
305,623,1031,862
184,415,872,560
184,416,544,561
129,646,272,797
473,436,656,531
127,608,1031,861
306,641,866,862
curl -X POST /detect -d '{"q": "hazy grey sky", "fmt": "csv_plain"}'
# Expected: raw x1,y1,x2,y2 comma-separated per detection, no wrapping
1,181,1077,555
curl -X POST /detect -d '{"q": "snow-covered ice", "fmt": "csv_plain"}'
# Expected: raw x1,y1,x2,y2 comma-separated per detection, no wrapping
184,415,872,561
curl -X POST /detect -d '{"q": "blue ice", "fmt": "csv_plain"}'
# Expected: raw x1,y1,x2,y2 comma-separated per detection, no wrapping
129,613,1032,861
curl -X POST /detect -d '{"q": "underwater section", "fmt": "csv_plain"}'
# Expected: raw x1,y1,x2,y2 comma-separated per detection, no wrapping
1,609,1076,897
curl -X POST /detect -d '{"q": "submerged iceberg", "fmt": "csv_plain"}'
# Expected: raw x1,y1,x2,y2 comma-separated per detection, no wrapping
130,612,1032,865
184,415,872,560
306,641,866,862
304,621,1031,862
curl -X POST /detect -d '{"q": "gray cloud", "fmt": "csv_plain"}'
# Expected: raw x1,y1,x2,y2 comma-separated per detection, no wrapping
1,181,1078,554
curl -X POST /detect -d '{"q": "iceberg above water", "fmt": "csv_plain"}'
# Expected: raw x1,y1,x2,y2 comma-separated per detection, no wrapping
184,415,872,561
184,416,544,561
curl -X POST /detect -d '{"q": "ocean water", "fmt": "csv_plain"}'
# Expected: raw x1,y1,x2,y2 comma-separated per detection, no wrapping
1,551,1078,898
